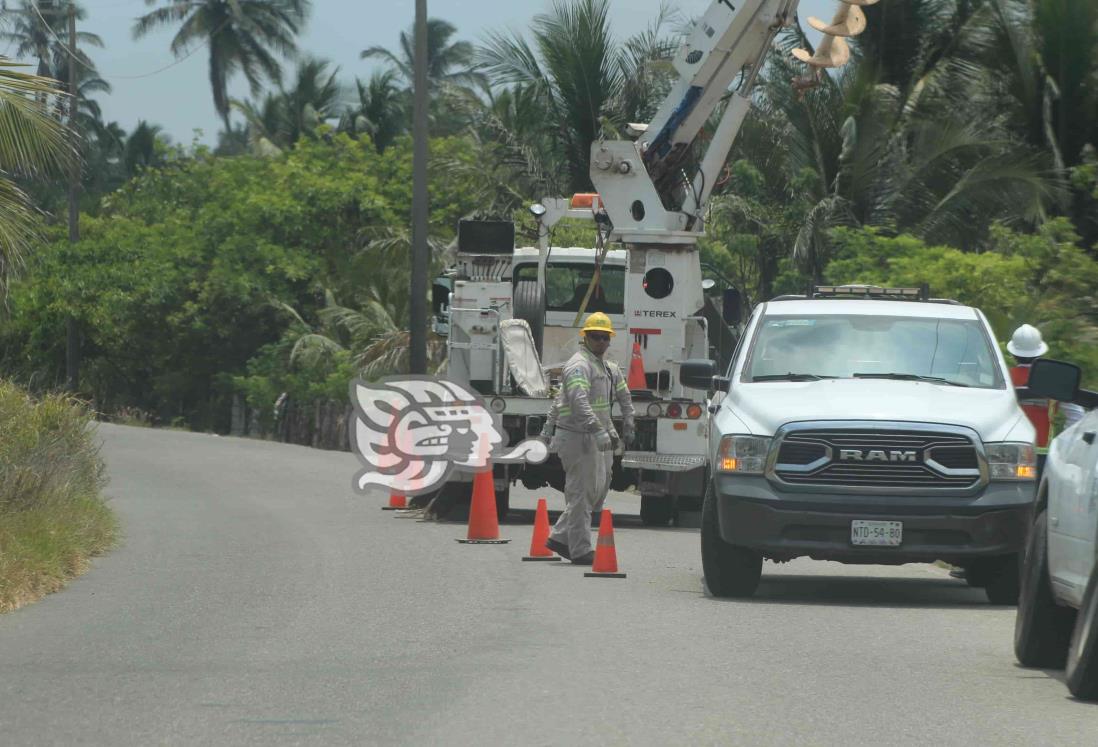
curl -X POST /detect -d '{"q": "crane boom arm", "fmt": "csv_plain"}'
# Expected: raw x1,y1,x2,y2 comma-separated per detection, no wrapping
588,0,875,245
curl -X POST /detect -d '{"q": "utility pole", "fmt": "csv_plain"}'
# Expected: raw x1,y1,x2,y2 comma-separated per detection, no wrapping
408,0,429,374
65,3,81,391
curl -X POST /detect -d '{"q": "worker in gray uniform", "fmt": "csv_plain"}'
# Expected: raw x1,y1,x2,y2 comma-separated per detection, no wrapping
542,312,635,564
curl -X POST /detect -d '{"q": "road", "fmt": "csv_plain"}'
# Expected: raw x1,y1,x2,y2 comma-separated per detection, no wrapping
1,424,1096,745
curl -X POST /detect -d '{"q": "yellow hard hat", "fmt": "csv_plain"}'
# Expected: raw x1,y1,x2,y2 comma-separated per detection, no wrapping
581,311,615,337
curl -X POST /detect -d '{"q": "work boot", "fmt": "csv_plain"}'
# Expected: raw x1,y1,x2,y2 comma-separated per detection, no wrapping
571,551,595,566
545,538,571,560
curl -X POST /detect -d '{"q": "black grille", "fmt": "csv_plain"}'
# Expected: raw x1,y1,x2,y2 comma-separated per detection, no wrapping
777,441,829,465
926,446,979,470
774,429,980,490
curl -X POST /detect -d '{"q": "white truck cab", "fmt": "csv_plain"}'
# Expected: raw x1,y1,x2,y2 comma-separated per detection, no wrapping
692,285,1038,602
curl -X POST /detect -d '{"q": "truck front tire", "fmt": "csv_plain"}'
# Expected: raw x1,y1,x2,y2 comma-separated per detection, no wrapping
1014,512,1074,667
701,482,762,598
1066,571,1098,701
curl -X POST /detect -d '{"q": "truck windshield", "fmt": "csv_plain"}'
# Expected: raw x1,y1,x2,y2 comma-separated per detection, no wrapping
743,315,1005,389
513,263,625,314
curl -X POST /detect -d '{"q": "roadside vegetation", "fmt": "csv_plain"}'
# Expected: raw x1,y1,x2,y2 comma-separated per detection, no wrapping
0,381,117,612
0,0,1095,439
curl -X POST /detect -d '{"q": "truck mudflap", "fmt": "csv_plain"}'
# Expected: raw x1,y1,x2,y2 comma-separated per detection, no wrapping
622,452,706,472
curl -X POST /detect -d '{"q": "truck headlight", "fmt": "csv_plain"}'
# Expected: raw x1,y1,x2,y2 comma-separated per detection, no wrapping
717,435,771,474
985,442,1037,480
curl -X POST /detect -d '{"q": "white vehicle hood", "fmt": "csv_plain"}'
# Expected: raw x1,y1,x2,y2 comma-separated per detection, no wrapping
723,378,1031,443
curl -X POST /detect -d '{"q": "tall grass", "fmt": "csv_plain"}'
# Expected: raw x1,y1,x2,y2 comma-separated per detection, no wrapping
0,381,117,612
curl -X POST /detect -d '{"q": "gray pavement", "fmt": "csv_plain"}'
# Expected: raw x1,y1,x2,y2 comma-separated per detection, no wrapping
1,423,1096,745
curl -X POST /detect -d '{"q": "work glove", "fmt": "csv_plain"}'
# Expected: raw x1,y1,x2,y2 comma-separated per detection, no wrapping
623,421,635,448
594,430,613,452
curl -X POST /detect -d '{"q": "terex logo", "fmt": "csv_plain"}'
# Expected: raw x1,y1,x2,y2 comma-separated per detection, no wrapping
633,310,677,318
839,449,919,463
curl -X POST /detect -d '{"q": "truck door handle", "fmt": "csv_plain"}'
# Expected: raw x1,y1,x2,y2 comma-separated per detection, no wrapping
1084,431,1096,445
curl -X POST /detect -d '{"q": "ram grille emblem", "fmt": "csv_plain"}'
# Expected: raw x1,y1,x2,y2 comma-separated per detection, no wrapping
838,449,919,463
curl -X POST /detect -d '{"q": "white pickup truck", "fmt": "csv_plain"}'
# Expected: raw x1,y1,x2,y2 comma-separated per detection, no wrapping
687,285,1039,602
1013,359,1098,700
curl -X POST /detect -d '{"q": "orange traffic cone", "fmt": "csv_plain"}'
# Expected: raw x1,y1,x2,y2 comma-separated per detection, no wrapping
584,509,626,578
628,342,647,390
381,490,408,511
522,498,562,561
456,470,510,544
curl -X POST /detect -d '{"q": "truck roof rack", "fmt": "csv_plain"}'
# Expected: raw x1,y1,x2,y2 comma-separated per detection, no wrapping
769,284,961,305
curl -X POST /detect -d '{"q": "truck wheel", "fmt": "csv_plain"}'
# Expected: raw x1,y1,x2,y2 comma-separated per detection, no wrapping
1014,512,1074,667
984,554,1021,605
513,280,545,356
701,481,761,598
640,495,674,527
1067,572,1098,700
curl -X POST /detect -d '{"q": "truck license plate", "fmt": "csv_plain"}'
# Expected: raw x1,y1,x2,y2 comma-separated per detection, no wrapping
850,520,902,546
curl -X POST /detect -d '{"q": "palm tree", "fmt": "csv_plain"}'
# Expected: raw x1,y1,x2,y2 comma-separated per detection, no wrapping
228,57,340,154
232,92,287,155
1030,0,1098,170
0,58,74,301
51,52,111,129
340,70,406,153
82,119,127,195
132,0,311,129
477,0,680,191
0,1,103,80
278,56,340,144
748,17,1059,276
974,0,1098,171
123,121,166,176
214,121,249,155
361,18,479,91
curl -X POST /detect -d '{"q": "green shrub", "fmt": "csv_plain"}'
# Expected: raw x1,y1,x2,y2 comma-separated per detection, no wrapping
0,380,117,612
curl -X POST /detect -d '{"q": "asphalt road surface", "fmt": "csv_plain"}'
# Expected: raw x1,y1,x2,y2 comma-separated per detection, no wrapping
2,424,1097,745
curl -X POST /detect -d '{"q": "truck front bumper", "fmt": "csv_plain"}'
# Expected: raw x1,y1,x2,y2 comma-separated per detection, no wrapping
713,475,1033,564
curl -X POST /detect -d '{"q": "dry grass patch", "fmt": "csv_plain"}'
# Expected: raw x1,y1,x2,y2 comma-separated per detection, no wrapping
0,381,118,613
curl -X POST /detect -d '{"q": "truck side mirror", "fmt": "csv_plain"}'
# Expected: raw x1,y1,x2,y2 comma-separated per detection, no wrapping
722,287,742,326
680,359,717,390
1026,359,1080,402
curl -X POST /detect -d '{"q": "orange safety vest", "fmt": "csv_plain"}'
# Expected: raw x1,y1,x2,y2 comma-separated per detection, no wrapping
1011,364,1057,452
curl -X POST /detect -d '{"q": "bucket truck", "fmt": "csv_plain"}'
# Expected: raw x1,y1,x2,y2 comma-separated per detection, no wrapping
433,0,872,525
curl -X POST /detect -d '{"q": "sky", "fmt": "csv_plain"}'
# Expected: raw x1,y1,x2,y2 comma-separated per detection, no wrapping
3,0,834,145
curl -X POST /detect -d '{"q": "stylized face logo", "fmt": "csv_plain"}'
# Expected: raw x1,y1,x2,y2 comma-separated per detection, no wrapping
349,377,548,495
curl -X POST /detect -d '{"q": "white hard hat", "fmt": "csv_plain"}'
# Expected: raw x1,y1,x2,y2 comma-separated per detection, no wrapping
1007,324,1049,358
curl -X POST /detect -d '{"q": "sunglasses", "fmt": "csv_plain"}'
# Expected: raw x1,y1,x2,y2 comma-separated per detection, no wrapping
586,333,611,342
